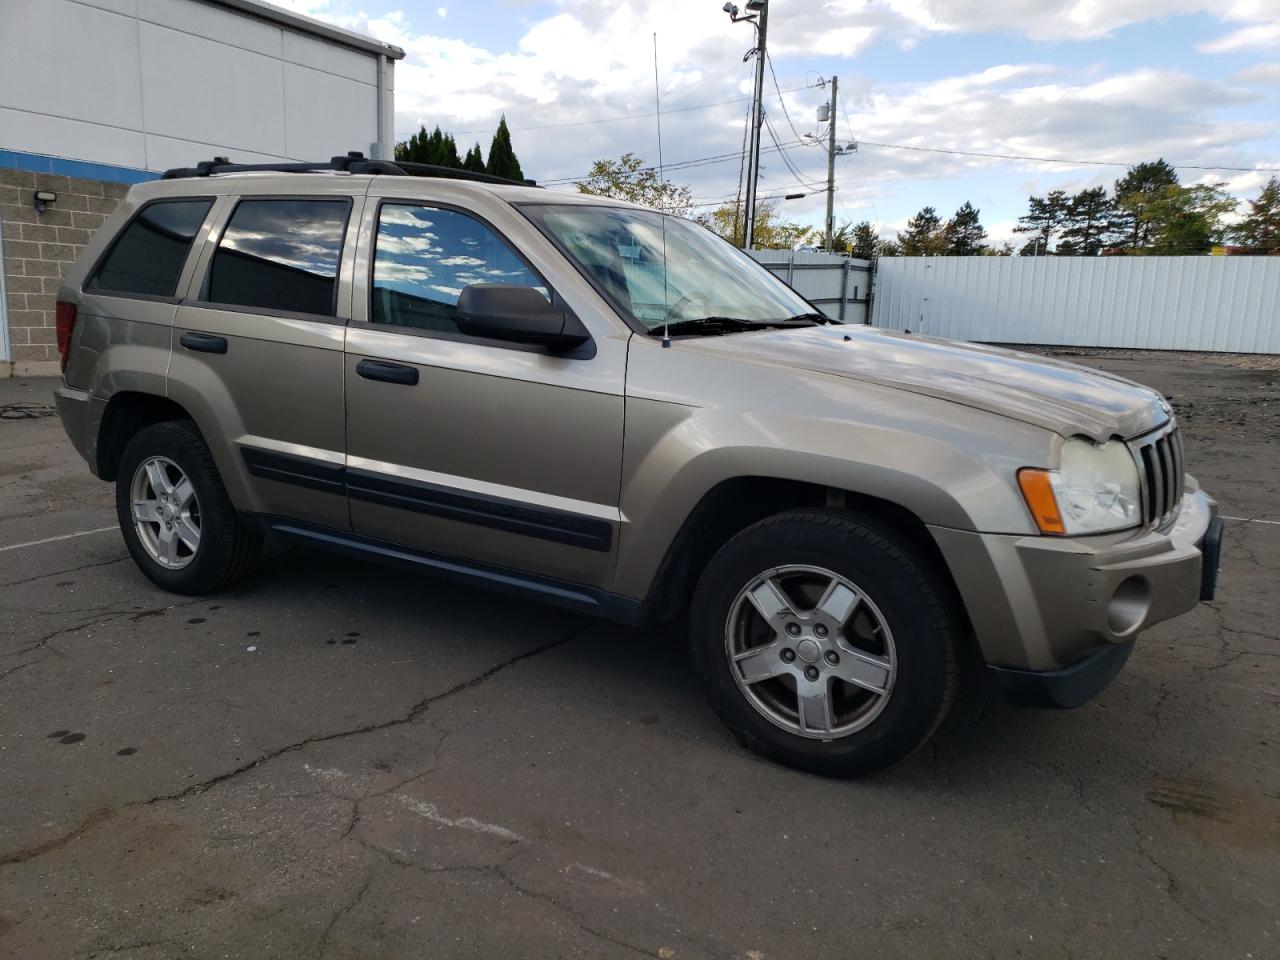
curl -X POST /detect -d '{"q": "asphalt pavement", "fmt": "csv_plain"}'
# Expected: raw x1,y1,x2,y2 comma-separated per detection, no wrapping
1,351,1277,960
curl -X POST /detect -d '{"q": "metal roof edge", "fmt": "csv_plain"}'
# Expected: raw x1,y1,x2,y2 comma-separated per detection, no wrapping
206,0,407,60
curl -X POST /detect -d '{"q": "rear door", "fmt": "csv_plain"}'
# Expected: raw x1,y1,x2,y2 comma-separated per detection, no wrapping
342,188,629,590
168,183,365,529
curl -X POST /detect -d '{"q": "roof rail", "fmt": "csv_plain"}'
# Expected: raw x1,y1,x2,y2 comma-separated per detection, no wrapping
161,151,538,187
392,161,537,188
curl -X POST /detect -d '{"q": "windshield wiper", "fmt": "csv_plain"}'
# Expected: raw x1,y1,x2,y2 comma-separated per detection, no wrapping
651,315,827,338
783,312,837,325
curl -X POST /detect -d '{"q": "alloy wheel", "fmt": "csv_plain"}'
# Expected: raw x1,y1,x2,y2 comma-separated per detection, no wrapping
130,456,201,570
725,564,897,740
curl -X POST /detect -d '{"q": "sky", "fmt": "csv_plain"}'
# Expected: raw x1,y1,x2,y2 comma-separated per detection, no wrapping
275,0,1280,245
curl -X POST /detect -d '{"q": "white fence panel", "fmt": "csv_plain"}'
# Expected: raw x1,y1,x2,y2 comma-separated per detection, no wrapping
750,250,872,324
871,256,1280,354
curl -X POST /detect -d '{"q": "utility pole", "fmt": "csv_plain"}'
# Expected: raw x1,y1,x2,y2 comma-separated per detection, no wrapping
742,1,768,250
824,75,837,252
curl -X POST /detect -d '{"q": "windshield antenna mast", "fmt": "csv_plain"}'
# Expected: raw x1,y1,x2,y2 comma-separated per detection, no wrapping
653,33,665,184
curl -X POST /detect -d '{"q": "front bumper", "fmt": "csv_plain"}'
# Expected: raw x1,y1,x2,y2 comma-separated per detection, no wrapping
931,481,1219,702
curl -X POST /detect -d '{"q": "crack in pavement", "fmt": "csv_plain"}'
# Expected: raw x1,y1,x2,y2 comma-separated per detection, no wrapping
314,873,375,960
0,554,129,588
495,862,662,958
145,618,596,806
0,621,591,870
0,597,206,660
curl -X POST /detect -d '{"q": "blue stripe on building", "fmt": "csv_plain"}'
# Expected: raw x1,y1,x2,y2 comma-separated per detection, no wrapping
0,149,158,185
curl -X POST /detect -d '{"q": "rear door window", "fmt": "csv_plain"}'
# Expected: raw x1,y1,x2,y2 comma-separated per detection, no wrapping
207,198,350,316
90,199,212,297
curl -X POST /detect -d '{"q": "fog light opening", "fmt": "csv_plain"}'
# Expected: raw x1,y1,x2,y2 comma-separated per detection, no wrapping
1107,576,1150,637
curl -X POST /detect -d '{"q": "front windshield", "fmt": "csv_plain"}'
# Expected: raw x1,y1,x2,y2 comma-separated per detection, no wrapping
520,204,819,333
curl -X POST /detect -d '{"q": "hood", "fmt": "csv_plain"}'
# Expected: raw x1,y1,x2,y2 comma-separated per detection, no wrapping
685,325,1169,440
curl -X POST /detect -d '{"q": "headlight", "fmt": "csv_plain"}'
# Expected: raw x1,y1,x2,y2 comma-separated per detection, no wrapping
1018,437,1142,536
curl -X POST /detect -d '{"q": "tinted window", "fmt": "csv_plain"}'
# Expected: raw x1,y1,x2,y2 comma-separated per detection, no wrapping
91,199,212,297
371,204,546,334
208,199,349,316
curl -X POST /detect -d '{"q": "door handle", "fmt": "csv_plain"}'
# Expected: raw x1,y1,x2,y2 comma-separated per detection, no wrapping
180,332,228,354
356,359,419,386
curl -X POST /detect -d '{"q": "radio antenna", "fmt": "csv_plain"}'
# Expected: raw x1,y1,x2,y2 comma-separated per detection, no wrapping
653,33,665,184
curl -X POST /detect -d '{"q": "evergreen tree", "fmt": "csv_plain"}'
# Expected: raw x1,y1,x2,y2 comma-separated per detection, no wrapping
1233,176,1280,254
462,143,487,173
897,206,947,256
486,116,524,181
1113,159,1179,250
1013,190,1070,254
850,221,879,260
395,124,462,167
946,201,987,255
1057,187,1115,256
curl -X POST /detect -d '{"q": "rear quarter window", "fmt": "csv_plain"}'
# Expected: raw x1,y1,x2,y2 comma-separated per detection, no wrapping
89,199,213,297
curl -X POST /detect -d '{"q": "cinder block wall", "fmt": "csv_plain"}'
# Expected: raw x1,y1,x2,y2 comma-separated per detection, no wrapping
1,168,131,376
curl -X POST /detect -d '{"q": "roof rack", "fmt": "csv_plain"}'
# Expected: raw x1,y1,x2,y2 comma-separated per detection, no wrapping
160,152,538,187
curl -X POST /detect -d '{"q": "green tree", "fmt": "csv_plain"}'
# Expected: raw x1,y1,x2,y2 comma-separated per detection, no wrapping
1113,159,1179,249
876,238,902,257
850,221,879,260
1233,176,1280,254
462,143,486,173
486,115,524,182
1136,183,1237,255
828,220,882,259
698,199,816,250
395,125,462,167
946,201,987,255
1014,190,1070,254
897,206,948,256
1057,187,1115,256
574,153,695,217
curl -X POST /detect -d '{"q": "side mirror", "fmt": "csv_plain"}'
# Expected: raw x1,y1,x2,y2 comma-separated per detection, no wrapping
456,284,589,351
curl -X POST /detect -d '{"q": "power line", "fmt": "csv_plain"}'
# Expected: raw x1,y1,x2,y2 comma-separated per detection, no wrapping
763,113,826,191
539,135,812,185
765,53,814,148
852,139,1280,174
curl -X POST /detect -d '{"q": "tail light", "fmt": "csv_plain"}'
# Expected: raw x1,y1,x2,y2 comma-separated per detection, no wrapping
55,300,77,372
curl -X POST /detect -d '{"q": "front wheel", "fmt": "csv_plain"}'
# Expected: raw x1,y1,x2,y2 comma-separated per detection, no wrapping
116,421,261,595
689,509,959,777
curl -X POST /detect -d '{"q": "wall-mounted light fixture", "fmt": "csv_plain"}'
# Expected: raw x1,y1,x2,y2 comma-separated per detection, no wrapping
33,190,57,215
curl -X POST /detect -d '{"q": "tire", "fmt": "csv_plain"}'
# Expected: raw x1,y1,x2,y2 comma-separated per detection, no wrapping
689,508,958,778
115,421,261,595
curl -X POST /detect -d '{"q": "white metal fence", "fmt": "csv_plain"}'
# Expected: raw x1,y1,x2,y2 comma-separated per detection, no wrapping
871,256,1280,354
750,250,872,324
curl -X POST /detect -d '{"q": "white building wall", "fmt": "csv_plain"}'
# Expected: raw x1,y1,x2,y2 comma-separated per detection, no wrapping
0,0,396,173
871,256,1280,354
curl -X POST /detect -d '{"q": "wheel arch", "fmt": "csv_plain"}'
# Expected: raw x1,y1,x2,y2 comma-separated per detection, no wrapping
643,476,968,632
96,391,200,482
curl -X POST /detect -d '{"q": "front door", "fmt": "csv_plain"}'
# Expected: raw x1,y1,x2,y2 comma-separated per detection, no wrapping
343,194,626,589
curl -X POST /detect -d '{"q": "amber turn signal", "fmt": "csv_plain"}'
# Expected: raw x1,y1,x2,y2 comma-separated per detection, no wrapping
1018,468,1066,535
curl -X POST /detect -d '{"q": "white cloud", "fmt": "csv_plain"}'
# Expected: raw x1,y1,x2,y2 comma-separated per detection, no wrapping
1234,61,1280,84
887,0,1276,41
1199,21,1280,53
437,6,448,18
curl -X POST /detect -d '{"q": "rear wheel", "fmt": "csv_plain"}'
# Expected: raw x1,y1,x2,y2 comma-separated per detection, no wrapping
116,421,260,595
689,509,958,777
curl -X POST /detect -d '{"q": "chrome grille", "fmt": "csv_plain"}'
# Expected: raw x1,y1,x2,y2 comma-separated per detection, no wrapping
1131,423,1184,527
